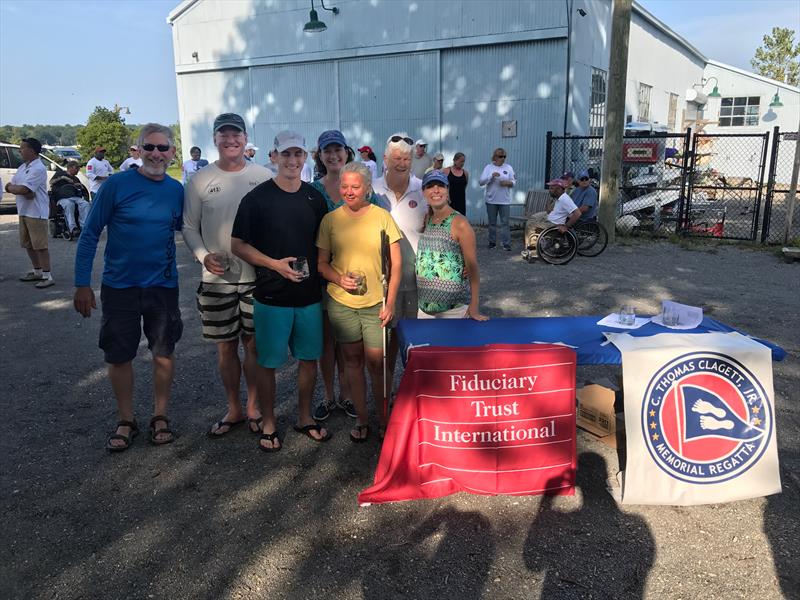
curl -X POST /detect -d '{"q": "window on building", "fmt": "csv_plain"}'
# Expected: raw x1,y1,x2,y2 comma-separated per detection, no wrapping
589,68,607,138
667,93,679,130
719,96,760,127
638,83,652,121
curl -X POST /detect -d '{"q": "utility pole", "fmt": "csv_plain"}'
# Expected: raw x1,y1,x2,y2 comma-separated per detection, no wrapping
783,132,800,245
598,0,632,244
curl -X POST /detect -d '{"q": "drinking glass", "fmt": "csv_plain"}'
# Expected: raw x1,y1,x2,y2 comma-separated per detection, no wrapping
292,256,310,280
211,252,230,272
347,270,367,295
618,305,636,326
662,306,679,326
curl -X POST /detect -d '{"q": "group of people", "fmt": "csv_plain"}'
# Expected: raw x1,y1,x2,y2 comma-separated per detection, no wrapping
66,113,488,454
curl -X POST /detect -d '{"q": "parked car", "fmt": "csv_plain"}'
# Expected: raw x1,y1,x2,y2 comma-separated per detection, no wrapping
0,142,91,209
47,146,83,164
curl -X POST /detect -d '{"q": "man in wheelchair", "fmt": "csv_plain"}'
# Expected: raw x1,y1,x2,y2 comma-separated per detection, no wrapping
51,161,90,238
523,178,582,259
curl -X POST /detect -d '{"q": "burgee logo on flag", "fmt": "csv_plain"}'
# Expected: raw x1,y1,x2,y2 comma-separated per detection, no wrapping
609,332,781,506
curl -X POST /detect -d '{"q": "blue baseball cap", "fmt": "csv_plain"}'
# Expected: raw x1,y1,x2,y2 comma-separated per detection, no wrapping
317,129,347,150
422,170,449,188
577,170,590,179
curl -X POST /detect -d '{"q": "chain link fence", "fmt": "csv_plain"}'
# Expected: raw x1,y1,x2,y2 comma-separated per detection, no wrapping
545,127,798,243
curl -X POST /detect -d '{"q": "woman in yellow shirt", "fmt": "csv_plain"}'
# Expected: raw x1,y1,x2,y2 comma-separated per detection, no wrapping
317,162,403,442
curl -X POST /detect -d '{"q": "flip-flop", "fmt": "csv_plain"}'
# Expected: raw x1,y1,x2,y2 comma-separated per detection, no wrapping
293,423,332,442
259,431,282,453
247,417,263,435
149,415,175,446
106,419,139,453
207,418,246,438
350,424,369,443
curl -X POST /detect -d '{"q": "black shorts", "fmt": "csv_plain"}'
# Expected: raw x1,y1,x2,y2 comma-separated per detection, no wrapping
99,285,183,364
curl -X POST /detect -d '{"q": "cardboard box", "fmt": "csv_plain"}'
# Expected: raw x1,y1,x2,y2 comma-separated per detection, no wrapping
576,384,617,437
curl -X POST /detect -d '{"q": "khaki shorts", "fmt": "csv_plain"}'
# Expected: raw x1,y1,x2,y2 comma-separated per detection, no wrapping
19,216,49,250
390,288,419,328
327,297,385,349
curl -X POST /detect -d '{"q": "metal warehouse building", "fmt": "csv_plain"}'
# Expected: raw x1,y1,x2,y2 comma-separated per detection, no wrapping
167,0,799,223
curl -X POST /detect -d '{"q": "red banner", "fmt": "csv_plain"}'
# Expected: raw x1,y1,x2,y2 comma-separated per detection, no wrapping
358,344,577,505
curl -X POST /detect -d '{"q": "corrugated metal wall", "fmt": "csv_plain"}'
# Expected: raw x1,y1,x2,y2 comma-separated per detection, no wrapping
176,40,566,223
249,62,336,153
338,53,438,158
440,40,566,222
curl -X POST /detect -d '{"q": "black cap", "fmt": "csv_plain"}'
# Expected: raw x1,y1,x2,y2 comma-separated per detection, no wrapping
213,113,246,133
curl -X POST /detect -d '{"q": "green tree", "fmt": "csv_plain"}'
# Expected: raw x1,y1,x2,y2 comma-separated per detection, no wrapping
76,106,132,166
751,27,800,86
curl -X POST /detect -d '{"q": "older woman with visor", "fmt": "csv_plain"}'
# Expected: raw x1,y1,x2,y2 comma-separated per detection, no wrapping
416,170,488,321
316,162,403,442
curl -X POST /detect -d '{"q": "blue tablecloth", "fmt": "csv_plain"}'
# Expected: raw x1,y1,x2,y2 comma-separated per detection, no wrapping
398,316,786,365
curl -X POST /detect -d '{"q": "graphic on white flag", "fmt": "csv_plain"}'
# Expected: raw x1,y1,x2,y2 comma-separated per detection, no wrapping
608,331,780,505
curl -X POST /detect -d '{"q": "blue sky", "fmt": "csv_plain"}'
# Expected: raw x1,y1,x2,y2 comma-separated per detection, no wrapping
1,0,798,126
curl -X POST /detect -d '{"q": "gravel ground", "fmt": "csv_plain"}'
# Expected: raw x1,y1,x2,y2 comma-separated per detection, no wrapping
1,213,797,600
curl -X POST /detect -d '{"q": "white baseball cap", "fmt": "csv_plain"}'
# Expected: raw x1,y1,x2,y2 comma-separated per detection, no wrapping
273,130,307,152
245,142,259,151
416,139,427,146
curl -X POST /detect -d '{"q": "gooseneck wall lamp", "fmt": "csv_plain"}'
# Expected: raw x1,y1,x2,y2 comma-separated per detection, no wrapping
303,0,339,34
769,87,784,108
697,76,722,98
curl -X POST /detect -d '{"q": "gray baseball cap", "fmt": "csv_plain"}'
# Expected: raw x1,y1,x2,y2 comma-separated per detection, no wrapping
274,130,307,152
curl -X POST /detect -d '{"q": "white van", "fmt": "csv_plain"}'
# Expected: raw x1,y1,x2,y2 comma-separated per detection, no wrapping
0,142,90,209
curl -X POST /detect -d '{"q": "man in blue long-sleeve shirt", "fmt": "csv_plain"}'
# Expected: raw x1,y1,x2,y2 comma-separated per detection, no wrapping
74,123,184,452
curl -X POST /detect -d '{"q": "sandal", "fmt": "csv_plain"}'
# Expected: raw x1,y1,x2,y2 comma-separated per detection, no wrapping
247,417,263,435
293,423,332,442
207,418,246,438
259,431,282,453
350,424,369,443
149,415,175,445
106,419,139,453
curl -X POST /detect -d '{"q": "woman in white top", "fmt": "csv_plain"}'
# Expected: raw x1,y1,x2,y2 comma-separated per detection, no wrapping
357,145,378,180
478,147,515,251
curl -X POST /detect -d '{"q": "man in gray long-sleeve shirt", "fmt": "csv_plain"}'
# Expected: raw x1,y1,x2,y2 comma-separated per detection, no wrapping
182,113,272,437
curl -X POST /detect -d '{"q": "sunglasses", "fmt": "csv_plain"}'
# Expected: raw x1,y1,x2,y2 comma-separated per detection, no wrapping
142,143,171,152
495,154,506,159
389,136,414,145
579,177,590,181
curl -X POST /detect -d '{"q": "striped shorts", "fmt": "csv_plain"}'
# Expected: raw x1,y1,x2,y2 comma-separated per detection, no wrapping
196,282,255,342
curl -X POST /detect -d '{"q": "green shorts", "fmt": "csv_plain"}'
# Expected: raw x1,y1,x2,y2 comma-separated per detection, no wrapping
252,300,323,368
326,297,385,349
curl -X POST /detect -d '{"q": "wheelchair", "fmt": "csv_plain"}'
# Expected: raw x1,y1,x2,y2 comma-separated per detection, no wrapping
48,192,81,241
524,220,608,265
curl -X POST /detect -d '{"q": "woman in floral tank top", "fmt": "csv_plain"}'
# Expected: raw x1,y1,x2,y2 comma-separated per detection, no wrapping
415,170,488,320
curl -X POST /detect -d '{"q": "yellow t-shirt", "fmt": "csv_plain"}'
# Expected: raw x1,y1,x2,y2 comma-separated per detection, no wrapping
316,204,403,308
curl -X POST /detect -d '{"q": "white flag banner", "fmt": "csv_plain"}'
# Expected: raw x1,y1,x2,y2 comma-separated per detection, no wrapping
608,332,780,506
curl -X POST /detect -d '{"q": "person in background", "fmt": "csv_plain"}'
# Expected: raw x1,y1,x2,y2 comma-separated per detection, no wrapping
183,112,272,438
266,148,279,177
231,130,330,452
358,145,378,180
442,152,469,216
371,133,427,400
561,171,575,195
523,178,582,260
425,152,444,174
86,146,113,199
244,142,258,161
73,123,184,451
302,148,315,183
478,147,515,251
51,160,90,237
416,170,487,321
182,146,209,184
119,146,143,172
316,161,402,441
411,139,432,179
6,137,54,288
571,170,598,222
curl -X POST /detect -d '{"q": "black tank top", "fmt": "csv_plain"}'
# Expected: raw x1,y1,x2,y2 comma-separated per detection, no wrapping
447,170,467,215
